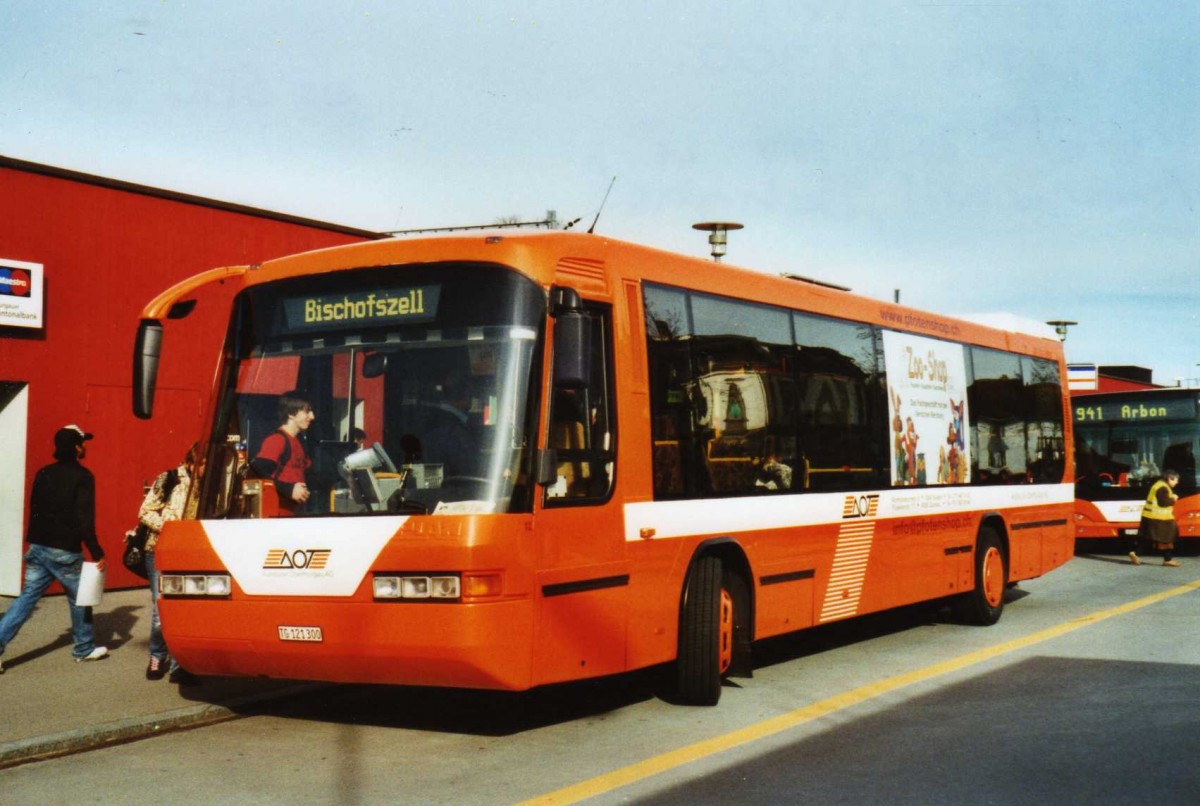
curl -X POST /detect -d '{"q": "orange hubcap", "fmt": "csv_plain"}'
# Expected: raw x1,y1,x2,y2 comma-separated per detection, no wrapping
718,589,734,674
982,546,1004,607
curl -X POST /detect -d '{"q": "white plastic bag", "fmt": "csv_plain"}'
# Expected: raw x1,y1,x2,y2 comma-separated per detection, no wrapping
76,561,105,607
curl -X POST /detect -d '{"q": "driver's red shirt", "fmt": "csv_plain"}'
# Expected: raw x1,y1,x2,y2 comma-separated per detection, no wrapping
255,431,311,513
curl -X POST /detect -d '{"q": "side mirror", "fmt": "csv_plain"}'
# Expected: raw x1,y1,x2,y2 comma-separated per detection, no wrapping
550,285,583,316
133,319,164,419
553,311,591,389
362,353,388,378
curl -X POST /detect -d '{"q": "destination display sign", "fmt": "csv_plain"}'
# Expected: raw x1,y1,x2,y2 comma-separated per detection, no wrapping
1074,395,1198,423
281,285,441,333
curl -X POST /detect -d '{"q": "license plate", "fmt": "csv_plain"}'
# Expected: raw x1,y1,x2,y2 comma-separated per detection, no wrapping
1123,529,1139,537
278,626,323,642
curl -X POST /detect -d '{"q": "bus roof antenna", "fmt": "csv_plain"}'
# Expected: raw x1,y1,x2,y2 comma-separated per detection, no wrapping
692,221,744,262
587,176,616,234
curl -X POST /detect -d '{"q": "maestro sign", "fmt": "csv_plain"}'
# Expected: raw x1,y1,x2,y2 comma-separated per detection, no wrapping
0,258,43,329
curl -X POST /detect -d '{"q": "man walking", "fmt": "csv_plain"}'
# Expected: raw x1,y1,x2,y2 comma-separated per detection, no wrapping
0,424,109,672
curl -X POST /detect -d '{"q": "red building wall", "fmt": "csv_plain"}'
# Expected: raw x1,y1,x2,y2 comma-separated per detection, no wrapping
0,157,379,588
1072,376,1162,396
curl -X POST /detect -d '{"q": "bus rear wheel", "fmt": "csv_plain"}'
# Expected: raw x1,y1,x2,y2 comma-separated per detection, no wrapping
953,527,1007,626
673,555,733,706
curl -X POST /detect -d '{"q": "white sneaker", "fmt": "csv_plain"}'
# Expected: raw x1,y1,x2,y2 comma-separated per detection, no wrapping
75,646,109,663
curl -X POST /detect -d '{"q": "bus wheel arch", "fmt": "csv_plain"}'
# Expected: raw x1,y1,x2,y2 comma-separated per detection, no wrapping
952,519,1009,626
671,540,754,705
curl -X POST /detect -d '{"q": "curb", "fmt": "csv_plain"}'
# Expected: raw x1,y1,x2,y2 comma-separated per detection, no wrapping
0,682,322,769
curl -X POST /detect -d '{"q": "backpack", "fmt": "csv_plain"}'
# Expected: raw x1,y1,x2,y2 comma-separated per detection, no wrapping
254,431,291,481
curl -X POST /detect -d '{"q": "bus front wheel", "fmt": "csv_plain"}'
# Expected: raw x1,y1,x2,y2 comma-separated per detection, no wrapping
673,555,733,706
953,526,1007,626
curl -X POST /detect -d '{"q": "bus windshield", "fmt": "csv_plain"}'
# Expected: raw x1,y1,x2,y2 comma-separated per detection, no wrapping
1073,390,1200,501
1075,420,1199,499
199,262,545,518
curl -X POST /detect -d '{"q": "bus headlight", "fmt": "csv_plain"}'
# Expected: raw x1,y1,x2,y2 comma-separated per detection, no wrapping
373,574,461,600
160,574,232,598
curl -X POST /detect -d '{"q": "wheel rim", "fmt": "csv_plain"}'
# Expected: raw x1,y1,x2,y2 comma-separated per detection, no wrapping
982,546,1004,608
718,588,734,675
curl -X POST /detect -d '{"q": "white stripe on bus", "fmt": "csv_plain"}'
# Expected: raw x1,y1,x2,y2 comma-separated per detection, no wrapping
624,483,1073,542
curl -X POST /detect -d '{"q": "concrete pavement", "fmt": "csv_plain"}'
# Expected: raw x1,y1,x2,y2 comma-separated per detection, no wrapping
0,587,316,768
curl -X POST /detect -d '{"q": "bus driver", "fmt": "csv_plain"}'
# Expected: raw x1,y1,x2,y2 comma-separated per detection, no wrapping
250,392,314,515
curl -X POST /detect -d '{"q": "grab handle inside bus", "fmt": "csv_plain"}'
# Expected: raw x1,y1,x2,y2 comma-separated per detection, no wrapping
133,318,164,419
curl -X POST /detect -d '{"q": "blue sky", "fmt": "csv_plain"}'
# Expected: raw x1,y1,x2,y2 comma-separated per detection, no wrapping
3,2,1197,383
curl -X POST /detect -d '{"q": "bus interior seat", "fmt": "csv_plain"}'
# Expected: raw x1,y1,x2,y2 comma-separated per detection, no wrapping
651,415,684,494
706,436,757,492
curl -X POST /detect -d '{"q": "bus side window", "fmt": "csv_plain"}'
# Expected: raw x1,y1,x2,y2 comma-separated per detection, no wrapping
549,389,591,497
545,305,615,505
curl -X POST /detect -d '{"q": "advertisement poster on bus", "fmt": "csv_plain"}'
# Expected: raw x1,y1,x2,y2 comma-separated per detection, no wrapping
882,330,970,486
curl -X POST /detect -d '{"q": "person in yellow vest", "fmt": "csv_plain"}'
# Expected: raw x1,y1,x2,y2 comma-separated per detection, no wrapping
1130,469,1180,567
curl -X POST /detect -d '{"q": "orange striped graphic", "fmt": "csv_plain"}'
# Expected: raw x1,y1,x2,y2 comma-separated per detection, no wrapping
841,494,879,519
264,549,289,568
819,522,875,622
263,549,332,570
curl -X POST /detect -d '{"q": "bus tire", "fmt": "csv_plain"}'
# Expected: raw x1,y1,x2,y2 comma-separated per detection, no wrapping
953,526,1007,626
674,555,731,706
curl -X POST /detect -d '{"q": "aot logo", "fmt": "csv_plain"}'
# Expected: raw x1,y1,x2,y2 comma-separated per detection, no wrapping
263,549,331,570
0,267,31,297
842,494,880,520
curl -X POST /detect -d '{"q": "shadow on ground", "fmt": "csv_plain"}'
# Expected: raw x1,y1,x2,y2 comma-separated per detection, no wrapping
212,590,1027,737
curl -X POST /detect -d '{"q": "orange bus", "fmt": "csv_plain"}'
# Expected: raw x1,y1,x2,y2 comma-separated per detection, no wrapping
1073,388,1200,543
133,232,1074,705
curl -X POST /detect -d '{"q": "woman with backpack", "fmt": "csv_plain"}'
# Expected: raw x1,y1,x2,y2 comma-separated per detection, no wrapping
138,443,200,683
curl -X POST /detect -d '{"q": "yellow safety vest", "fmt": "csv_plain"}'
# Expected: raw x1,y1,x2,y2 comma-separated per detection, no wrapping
1141,480,1177,521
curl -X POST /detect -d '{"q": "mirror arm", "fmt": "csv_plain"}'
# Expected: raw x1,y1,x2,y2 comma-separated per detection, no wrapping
549,285,583,317
536,449,559,486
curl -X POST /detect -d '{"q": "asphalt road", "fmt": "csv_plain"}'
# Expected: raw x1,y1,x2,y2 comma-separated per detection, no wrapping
3,544,1199,805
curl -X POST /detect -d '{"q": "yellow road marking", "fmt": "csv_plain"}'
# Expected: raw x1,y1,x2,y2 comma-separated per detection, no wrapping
521,579,1200,805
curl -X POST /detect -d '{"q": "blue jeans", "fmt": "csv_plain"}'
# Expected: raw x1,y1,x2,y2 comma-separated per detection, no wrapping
146,552,180,673
0,544,97,659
